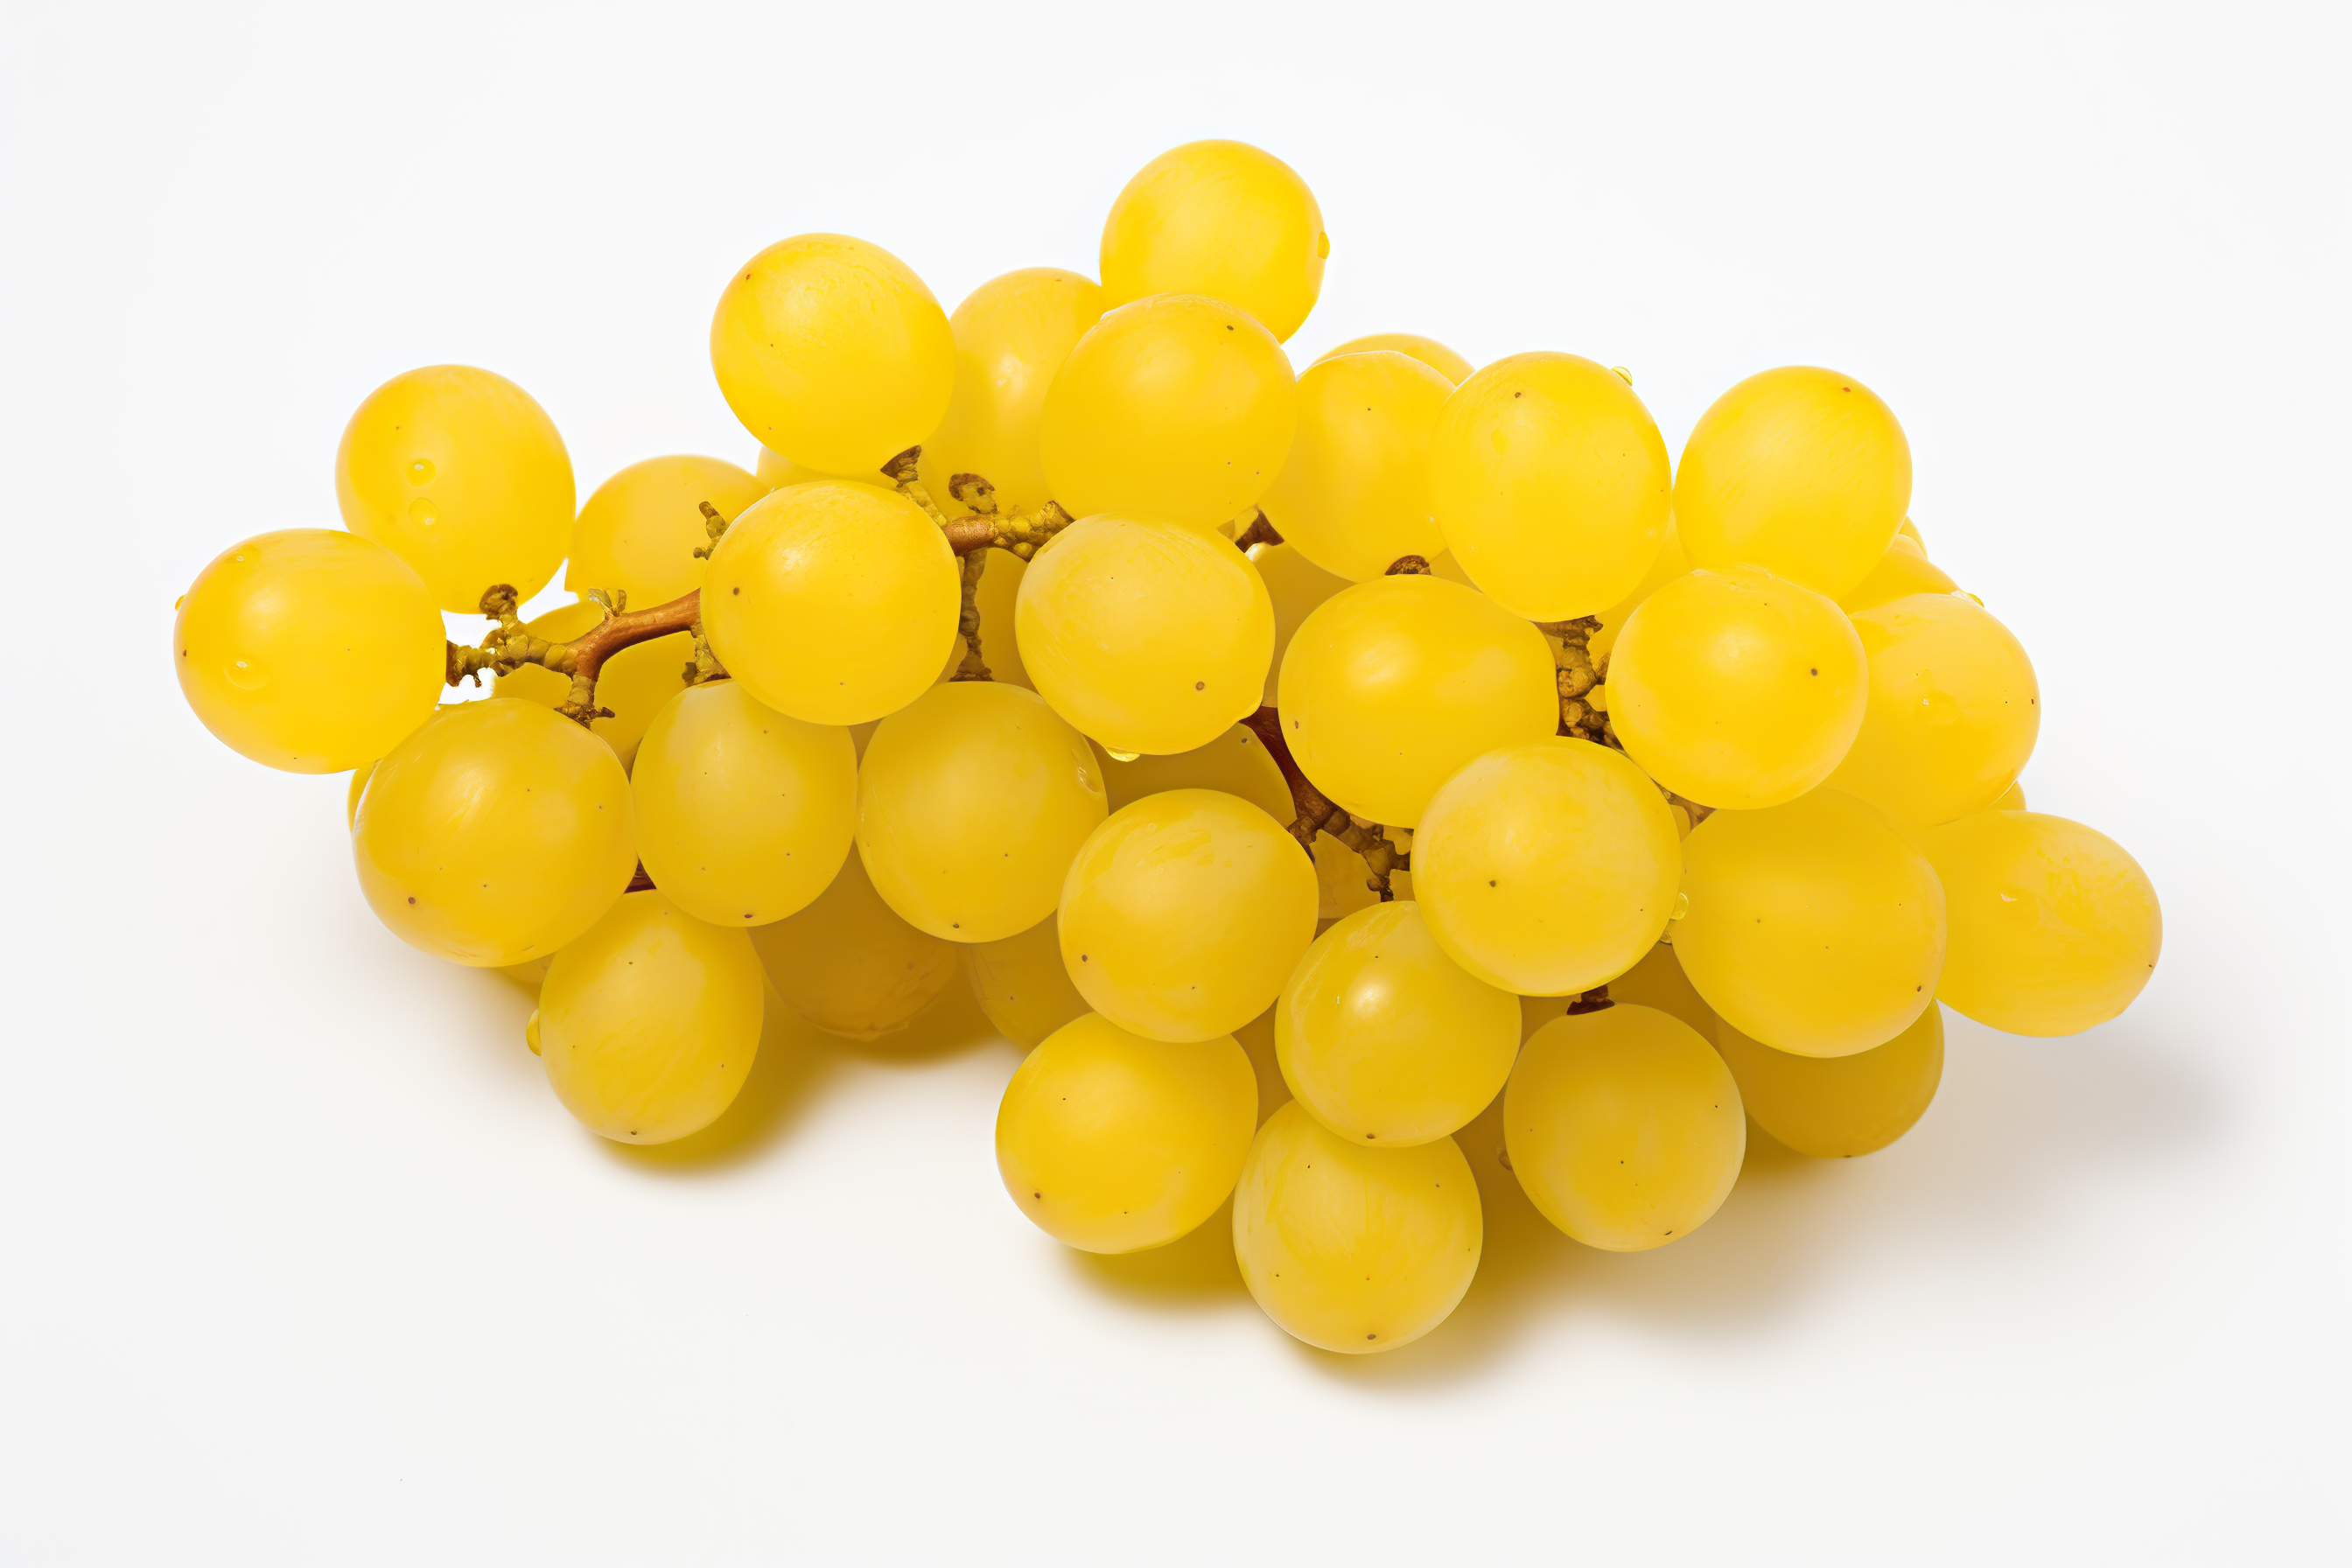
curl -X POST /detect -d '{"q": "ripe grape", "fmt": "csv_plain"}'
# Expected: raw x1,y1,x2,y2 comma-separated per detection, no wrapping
352,700,636,966
1922,810,2160,1035
1837,534,1957,612
1232,1101,1481,1354
1059,789,1318,1042
567,455,768,607
963,913,1091,1049
917,268,1104,514
1316,332,1471,385
1676,367,1911,598
709,234,955,474
1824,592,2040,827
631,680,858,928
1506,1005,1745,1250
1520,941,1716,1041
1675,788,1946,1056
1097,724,1292,822
1608,565,1868,810
537,891,765,1144
494,598,690,767
749,853,958,1041
1099,140,1326,342
1426,352,1672,620
1589,515,1690,662
1717,1005,1943,1158
701,480,960,725
1252,541,1349,678
174,529,443,773
996,1013,1257,1252
1259,349,1453,580
753,448,868,490
1275,901,1520,1145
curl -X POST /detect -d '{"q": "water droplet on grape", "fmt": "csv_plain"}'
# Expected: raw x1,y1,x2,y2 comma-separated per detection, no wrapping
524,1010,541,1055
409,498,438,528
1919,690,1961,725
1670,891,1690,920
408,458,436,486
1106,748,1139,762
224,657,265,690
1612,366,1633,385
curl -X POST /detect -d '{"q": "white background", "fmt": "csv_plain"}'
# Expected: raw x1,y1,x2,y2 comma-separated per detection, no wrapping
4,3,2345,1561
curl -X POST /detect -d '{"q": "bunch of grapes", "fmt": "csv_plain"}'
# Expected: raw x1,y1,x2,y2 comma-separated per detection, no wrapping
173,140,2162,1355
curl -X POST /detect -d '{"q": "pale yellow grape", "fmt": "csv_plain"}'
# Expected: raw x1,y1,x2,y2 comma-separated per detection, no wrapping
1608,565,1867,810
1015,514,1274,755
1415,738,1681,995
964,913,1091,1048
1590,517,1690,662
1992,780,2028,811
1717,1006,1943,1158
1232,1101,1480,1354
997,1013,1256,1252
1838,534,1957,612
353,700,636,966
1037,294,1297,530
1260,351,1452,580
631,680,857,928
710,234,955,474
1676,367,1912,598
537,892,764,1144
1317,333,1472,385
567,455,768,607
749,854,958,1041
1277,575,1556,827
917,268,1104,514
1253,541,1349,678
174,530,443,773
1096,724,1292,823
1521,942,1717,1041
753,448,869,490
1099,140,1326,342
494,598,690,767
1506,1005,1745,1250
1899,515,1927,550
1427,352,1672,620
1276,901,1519,1145
1825,592,2040,827
702,480,959,725
335,366,575,612
1922,810,2160,1036
1059,789,1318,1041
1676,789,1946,1056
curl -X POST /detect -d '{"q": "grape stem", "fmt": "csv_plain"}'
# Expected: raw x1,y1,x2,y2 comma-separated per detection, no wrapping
1239,704,1410,900
1233,509,1282,551
1533,616,1612,745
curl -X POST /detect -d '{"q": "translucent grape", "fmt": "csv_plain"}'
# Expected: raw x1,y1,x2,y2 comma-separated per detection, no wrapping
537,892,764,1144
1825,592,2040,827
1521,941,1716,1041
1059,789,1318,1042
631,679,858,928
1037,294,1297,530
1922,810,2160,1035
1253,541,1349,679
916,268,1104,514
567,455,768,608
352,701,636,966
1232,1101,1481,1354
1099,140,1326,342
1676,789,1946,1056
1837,534,1957,612
1608,565,1868,810
174,530,443,773
1275,901,1520,1145
748,854,957,1041
964,913,1091,1049
1589,516,1690,662
1259,350,1452,580
1426,352,1672,620
1506,1006,1745,1250
1415,738,1681,994
996,1013,1256,1253
709,234,955,474
1716,1005,1942,1158
494,598,690,767
1676,367,1912,598
1898,515,1927,550
1015,514,1274,755
1277,575,1556,827
1316,332,1471,385
1098,724,1292,822
701,480,960,725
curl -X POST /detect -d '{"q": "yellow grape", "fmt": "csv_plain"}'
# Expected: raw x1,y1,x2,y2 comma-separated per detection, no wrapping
1676,367,1912,598
753,447,869,490
1608,565,1867,810
567,455,768,608
1992,780,2028,811
631,679,858,928
1521,941,1716,1040
1259,350,1452,580
1233,1004,1292,1124
963,913,1091,1049
174,530,443,773
1506,1005,1745,1250
1253,541,1350,679
749,854,958,1041
1037,294,1297,530
858,682,1107,942
1415,738,1681,994
1098,724,1292,822
1922,810,2160,1036
1838,534,1957,612
1427,352,1672,620
537,892,764,1144
917,268,1104,514
353,700,636,966
1276,901,1520,1145
1716,1005,1942,1158
1825,592,2040,827
702,480,959,725
335,365,575,612
1099,139,1326,342
494,598,690,767
710,234,954,474
1676,788,1945,1056
1014,514,1274,755
1316,332,1472,385
1278,575,1556,828
1589,516,1690,662
996,1013,1256,1252
1899,515,1927,550
1232,1101,1481,1354
346,760,376,826
1059,789,1318,1041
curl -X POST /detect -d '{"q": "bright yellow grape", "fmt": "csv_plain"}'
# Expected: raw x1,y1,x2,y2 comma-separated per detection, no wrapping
963,913,1091,1048
749,854,958,1041
1316,333,1472,385
567,455,768,608
1716,1005,1943,1158
1521,941,1718,1040
1260,350,1452,580
494,598,690,767
1825,592,2040,827
1253,541,1349,679
1590,516,1690,662
1099,140,1326,342
917,268,1104,514
1096,724,1292,822
1838,534,1957,612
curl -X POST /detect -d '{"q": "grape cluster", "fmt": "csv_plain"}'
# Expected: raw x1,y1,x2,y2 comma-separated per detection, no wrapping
172,138,2163,1356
